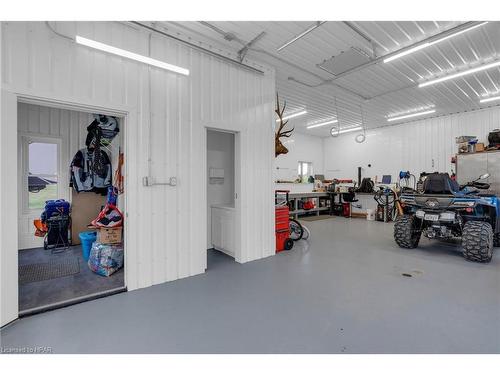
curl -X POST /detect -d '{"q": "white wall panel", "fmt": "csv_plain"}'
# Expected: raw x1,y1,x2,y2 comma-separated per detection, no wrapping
1,21,276,323
323,107,500,182
1,91,19,327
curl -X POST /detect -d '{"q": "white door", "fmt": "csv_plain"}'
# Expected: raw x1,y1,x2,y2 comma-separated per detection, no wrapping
1,91,19,326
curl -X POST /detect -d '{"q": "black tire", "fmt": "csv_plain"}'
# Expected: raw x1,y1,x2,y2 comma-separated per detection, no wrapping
301,225,310,240
494,233,500,248
394,214,421,249
284,238,294,250
462,221,493,263
289,219,304,241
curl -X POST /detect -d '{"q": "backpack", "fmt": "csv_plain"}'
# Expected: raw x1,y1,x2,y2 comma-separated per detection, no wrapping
423,173,460,194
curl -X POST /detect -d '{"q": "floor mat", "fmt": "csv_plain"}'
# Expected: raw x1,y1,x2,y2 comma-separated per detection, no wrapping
19,258,80,284
299,215,333,222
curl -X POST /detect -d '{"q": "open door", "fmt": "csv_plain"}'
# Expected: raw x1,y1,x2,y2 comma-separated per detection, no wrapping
1,90,19,326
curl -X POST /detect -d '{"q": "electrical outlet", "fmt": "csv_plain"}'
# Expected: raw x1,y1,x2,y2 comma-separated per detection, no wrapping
169,177,177,186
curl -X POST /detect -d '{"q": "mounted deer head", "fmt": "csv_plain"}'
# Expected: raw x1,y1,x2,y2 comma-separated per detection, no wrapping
275,93,294,157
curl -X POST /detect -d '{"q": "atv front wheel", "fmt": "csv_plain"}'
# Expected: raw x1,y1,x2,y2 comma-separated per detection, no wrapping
462,221,493,263
494,233,500,248
394,214,421,249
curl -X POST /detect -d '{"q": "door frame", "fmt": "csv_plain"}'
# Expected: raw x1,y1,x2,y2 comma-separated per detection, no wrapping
1,88,134,327
205,126,242,264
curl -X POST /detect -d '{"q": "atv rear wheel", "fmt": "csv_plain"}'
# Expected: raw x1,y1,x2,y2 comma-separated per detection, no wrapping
462,221,493,263
394,214,421,249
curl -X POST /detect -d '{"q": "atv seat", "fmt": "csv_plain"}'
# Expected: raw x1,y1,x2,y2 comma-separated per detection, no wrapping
423,173,460,194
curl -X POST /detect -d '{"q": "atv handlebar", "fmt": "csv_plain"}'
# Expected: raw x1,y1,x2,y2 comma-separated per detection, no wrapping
460,181,491,191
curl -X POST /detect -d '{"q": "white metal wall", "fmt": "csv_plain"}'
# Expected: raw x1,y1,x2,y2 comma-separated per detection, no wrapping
323,107,500,181
1,21,275,325
274,131,324,182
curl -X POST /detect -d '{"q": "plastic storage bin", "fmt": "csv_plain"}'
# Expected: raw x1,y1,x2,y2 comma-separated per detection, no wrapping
79,231,97,261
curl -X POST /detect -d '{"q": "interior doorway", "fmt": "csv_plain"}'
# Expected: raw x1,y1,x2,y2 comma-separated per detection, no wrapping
17,102,126,316
206,129,237,266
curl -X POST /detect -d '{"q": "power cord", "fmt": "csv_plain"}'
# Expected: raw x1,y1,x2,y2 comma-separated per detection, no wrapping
45,21,73,41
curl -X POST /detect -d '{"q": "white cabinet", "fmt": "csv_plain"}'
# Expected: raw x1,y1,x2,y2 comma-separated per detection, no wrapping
211,205,236,258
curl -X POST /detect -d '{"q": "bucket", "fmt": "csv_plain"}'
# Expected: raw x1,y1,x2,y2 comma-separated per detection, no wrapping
79,231,97,261
366,209,375,221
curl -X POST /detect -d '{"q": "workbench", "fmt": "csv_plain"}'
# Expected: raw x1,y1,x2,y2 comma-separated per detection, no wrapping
287,192,330,219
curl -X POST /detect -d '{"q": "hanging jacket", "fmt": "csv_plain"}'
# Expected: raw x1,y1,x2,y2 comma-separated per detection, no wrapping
70,148,112,194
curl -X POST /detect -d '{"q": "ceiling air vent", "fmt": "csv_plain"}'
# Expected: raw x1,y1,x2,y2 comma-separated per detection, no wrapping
318,47,371,76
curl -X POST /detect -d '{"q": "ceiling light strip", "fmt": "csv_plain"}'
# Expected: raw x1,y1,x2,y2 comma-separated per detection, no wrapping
419,60,500,88
387,109,436,122
384,22,488,63
306,119,338,129
428,22,488,46
76,36,190,75
277,21,326,51
337,126,363,134
480,95,500,103
276,110,307,122
384,43,431,63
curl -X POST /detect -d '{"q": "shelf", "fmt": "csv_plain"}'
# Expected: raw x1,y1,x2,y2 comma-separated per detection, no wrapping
290,207,329,215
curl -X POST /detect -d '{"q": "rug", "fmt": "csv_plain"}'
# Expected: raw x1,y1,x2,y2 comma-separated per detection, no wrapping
19,258,80,284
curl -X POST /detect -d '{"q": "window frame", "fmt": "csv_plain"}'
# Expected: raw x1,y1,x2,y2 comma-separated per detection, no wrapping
21,134,62,214
298,161,313,183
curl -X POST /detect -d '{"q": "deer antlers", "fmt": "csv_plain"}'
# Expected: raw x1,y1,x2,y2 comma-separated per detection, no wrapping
275,93,294,157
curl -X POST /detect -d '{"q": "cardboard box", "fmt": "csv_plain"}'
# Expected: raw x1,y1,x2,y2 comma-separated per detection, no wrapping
71,191,106,244
98,227,122,244
476,143,485,152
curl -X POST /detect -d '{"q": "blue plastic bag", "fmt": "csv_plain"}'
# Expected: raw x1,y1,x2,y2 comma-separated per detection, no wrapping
88,242,123,276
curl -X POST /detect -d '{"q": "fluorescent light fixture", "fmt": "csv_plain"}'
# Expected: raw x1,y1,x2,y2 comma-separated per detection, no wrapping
277,21,326,51
276,110,307,122
428,22,488,45
480,95,500,103
75,36,190,76
384,43,431,63
306,119,338,129
387,109,436,122
331,126,363,135
419,60,500,87
384,22,488,63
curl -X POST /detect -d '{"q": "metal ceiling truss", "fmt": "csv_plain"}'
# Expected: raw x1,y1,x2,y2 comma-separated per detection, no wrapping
129,21,265,75
195,21,368,101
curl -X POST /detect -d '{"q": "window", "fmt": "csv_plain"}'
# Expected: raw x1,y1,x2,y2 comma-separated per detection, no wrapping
298,161,313,183
26,140,59,210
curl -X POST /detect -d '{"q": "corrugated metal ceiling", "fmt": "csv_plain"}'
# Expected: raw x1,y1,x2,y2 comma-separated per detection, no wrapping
157,21,500,137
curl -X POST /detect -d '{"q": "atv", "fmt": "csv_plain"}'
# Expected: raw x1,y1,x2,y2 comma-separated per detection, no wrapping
395,172,500,263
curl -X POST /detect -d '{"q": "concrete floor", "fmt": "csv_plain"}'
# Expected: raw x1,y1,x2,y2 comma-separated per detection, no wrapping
18,245,124,313
1,217,499,353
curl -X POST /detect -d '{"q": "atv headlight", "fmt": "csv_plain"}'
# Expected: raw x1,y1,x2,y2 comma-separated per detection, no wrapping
439,212,455,221
453,201,475,207
400,196,416,204
416,210,425,218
